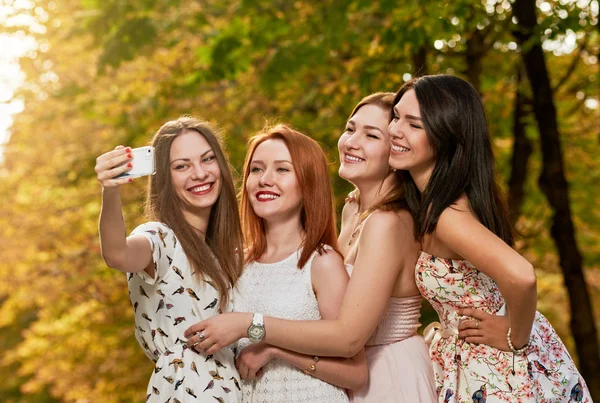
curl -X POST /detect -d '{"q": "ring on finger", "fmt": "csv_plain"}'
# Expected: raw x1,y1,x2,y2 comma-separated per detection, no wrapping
475,320,479,329
198,332,206,341
191,341,201,348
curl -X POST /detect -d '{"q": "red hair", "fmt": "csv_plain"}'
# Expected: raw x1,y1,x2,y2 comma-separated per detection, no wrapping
241,124,340,269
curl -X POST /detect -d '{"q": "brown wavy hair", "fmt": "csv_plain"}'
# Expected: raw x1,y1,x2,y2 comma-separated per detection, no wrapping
241,124,340,269
346,92,408,215
145,116,244,311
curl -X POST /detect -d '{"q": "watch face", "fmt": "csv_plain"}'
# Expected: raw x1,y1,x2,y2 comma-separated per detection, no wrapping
248,324,265,341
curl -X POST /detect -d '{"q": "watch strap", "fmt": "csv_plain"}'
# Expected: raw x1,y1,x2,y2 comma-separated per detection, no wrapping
253,313,264,326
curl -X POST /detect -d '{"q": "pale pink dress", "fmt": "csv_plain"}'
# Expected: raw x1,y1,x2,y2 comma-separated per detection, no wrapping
346,264,436,403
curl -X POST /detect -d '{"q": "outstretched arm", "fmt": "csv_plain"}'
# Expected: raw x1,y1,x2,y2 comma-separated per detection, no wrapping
436,197,536,349
96,146,152,274
186,210,417,358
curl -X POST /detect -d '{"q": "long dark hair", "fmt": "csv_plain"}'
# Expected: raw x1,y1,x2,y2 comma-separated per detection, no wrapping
394,75,514,245
145,117,244,311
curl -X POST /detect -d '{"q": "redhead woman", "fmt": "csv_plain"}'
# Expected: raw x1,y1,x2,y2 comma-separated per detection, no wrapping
388,74,590,402
185,99,437,402
95,117,244,402
196,124,367,402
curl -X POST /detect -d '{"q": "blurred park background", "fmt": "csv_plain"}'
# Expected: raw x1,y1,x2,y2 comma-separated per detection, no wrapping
0,0,598,401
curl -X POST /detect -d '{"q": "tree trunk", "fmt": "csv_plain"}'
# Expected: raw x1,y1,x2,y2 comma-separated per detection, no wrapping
512,0,600,398
507,68,532,225
464,30,485,94
411,45,428,77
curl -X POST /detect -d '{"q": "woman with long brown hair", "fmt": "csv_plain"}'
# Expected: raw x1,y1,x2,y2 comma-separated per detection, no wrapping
189,124,367,402
95,116,243,402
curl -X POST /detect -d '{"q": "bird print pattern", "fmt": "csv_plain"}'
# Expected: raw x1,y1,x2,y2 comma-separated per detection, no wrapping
128,222,241,402
416,251,591,402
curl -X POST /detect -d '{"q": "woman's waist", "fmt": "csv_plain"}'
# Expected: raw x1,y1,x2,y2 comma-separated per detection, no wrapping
366,318,422,346
249,361,348,393
425,303,508,347
366,297,422,345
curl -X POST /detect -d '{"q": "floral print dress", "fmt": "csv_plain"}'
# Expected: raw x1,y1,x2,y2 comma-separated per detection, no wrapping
416,251,590,403
128,222,241,402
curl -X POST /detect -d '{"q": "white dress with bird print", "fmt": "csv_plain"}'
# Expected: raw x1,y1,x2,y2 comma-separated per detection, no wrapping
128,222,241,402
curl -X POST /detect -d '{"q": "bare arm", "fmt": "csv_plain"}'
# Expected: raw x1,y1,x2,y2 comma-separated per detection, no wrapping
186,210,417,358
96,147,153,274
235,250,368,390
300,250,367,389
435,198,536,348
271,346,367,390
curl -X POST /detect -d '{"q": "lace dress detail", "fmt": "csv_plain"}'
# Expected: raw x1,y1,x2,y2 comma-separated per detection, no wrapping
416,251,591,403
233,248,349,403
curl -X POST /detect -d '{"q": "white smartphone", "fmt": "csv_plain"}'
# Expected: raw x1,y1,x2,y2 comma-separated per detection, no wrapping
115,146,156,179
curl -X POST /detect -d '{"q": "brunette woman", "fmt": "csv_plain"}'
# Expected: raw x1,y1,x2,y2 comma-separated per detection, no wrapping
388,74,590,402
95,117,243,402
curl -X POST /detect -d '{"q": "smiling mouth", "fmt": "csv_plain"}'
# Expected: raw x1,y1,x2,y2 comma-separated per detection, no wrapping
344,153,365,163
189,183,214,194
256,192,280,201
391,145,410,153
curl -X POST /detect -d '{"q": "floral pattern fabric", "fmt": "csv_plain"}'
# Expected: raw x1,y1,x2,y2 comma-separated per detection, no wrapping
128,222,241,402
416,251,590,403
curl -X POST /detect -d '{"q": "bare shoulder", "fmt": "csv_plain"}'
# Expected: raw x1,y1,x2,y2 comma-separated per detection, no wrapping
437,195,476,230
312,247,345,273
341,200,359,223
311,247,348,291
361,209,415,240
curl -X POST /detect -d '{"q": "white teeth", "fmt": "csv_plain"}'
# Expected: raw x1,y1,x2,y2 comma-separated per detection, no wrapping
190,184,211,192
257,194,280,200
345,154,364,162
391,145,410,152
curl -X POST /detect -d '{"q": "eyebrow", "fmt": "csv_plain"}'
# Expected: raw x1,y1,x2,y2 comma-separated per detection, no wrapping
250,159,293,164
393,107,422,121
364,124,384,133
347,120,384,133
170,149,214,164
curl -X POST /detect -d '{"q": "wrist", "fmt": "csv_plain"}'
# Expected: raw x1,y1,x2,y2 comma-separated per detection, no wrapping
507,327,529,354
239,312,253,339
102,187,121,196
266,345,279,360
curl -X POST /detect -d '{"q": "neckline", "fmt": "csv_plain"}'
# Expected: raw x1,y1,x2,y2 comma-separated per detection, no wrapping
252,248,301,266
419,250,467,262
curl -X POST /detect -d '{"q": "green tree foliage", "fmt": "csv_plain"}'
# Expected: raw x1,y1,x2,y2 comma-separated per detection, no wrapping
0,0,598,400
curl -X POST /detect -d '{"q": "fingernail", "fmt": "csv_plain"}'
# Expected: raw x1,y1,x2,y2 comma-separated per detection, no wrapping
125,147,131,153
127,153,132,158
128,178,133,182
127,162,132,167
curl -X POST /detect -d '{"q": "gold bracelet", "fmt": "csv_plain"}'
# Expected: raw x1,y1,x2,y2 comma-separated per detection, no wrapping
303,356,319,375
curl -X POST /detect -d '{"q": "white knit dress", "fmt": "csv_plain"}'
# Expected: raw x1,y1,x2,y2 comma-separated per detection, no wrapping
233,248,349,403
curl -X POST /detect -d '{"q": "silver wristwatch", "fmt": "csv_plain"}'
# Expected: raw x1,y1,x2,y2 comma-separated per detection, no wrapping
247,313,266,343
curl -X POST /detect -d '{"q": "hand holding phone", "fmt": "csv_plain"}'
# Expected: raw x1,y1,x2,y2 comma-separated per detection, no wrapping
114,146,156,179
95,146,155,188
